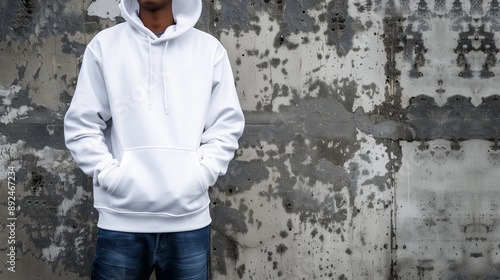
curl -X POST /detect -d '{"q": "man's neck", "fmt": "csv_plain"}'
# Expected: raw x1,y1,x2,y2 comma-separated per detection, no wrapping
139,3,174,34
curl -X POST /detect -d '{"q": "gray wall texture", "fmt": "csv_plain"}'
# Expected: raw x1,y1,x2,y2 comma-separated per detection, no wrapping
1,0,499,279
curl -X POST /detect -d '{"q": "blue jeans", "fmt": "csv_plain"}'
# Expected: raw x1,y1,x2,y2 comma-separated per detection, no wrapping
91,226,210,280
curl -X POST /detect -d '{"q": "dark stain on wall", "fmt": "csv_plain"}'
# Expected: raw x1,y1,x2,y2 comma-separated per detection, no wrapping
11,0,36,35
216,160,270,195
0,0,86,42
455,25,498,79
211,229,240,276
354,106,415,141
210,0,356,55
402,28,427,79
406,95,500,140
0,88,66,150
356,93,500,141
324,0,355,56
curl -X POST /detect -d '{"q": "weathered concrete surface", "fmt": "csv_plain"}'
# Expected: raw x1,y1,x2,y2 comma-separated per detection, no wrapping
396,140,500,279
0,0,499,279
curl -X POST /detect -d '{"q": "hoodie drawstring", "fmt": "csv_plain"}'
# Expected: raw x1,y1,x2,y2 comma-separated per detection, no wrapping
148,36,153,111
162,41,170,115
147,36,170,115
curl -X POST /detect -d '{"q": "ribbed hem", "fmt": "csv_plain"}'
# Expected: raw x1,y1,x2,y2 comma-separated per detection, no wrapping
95,204,212,233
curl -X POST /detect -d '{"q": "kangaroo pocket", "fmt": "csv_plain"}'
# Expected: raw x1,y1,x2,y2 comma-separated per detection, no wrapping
107,148,209,215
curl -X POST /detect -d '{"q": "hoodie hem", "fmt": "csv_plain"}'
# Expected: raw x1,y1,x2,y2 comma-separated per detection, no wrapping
95,203,211,233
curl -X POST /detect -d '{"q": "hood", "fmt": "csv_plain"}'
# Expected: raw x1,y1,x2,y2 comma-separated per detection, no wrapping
119,0,202,42
118,0,202,115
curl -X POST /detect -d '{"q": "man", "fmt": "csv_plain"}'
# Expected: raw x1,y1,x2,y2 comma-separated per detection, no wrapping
64,0,245,279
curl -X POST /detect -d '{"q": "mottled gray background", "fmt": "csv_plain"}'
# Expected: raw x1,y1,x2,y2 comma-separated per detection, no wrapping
1,0,500,279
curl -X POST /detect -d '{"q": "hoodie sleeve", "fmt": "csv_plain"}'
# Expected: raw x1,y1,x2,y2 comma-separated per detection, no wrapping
64,45,119,189
198,50,245,187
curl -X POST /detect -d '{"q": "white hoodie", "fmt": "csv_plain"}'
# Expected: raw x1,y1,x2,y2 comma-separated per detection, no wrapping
64,0,245,233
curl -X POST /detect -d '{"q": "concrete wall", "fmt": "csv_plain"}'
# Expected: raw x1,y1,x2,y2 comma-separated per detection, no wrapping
0,0,499,279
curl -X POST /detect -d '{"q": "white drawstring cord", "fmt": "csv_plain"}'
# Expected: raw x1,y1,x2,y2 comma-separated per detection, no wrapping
148,36,153,110
147,35,169,115
162,41,170,115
